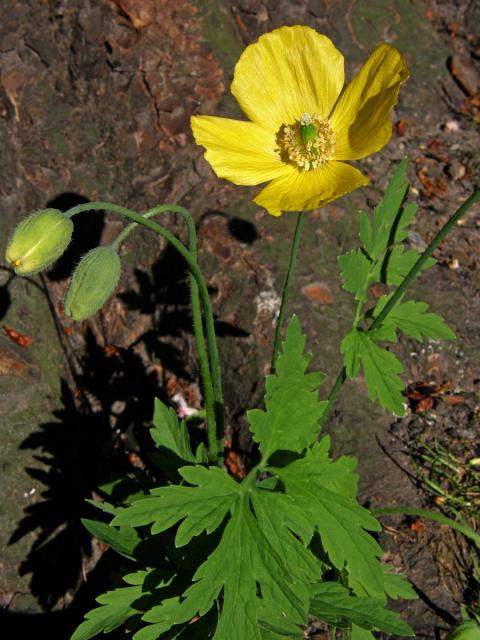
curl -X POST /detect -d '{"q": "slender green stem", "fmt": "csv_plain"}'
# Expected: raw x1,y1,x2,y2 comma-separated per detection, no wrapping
370,188,480,331
110,204,196,250
271,213,305,373
319,368,346,428
66,202,223,463
117,204,219,464
320,187,480,429
187,252,222,464
117,205,225,448
352,299,363,327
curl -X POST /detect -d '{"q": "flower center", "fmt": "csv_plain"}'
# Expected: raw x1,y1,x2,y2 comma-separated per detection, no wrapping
278,112,336,171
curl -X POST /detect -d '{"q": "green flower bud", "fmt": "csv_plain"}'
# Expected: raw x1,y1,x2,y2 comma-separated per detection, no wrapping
65,246,121,321
5,209,73,275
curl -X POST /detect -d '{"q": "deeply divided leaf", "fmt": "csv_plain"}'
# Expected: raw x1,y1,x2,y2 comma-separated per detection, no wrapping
247,315,327,460
311,582,414,635
138,487,321,640
112,465,239,546
276,441,385,598
338,249,372,302
341,330,405,416
75,316,417,640
363,159,409,260
71,585,144,640
71,569,174,640
178,493,320,640
374,296,456,341
151,398,196,463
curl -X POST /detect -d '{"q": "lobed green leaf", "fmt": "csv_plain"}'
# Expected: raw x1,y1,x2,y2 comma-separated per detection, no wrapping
338,249,372,302
363,159,409,260
382,245,435,286
247,315,327,460
382,566,417,600
112,465,240,545
311,582,414,635
276,441,384,598
171,491,320,640
374,296,456,341
151,398,196,463
341,330,405,416
81,518,141,558
71,569,173,640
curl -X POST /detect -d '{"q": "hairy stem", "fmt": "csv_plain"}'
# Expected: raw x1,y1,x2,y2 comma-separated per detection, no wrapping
66,202,223,464
115,204,220,463
271,212,305,373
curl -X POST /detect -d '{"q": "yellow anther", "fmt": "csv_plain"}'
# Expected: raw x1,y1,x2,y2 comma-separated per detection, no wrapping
278,114,336,171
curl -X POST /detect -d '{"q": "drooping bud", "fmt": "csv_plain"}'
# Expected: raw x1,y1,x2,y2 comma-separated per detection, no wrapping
5,209,73,275
65,246,121,321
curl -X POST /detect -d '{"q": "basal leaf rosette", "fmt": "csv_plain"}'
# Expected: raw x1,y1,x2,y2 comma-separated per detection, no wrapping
191,26,408,216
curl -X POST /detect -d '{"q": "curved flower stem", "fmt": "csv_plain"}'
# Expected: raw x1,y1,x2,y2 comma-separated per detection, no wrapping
65,201,223,464
319,187,480,430
271,212,305,373
112,204,220,464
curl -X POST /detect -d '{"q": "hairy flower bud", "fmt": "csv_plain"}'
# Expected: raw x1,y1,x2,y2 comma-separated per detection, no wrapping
6,209,73,275
65,247,121,321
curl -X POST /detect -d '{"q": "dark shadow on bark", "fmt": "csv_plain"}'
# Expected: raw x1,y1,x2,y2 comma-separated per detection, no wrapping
119,240,249,382
0,270,13,321
228,217,259,244
0,550,129,639
8,326,169,611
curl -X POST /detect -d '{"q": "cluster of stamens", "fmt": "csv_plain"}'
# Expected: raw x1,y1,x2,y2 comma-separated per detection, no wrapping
278,113,336,171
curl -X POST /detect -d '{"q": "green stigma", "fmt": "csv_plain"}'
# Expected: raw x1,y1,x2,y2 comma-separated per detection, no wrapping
300,113,317,145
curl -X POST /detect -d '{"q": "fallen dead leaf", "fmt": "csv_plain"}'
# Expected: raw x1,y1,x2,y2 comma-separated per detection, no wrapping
443,395,466,406
370,283,388,299
410,519,427,534
0,346,34,376
449,54,480,96
302,282,334,304
225,450,246,479
395,118,408,137
3,325,33,348
417,166,447,199
416,396,434,413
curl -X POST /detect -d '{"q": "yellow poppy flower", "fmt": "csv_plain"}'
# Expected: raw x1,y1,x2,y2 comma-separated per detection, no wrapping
191,26,409,217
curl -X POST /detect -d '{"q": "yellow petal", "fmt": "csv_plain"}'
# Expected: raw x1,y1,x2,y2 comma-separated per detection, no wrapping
232,26,344,132
191,115,285,186
254,161,369,216
330,44,409,160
